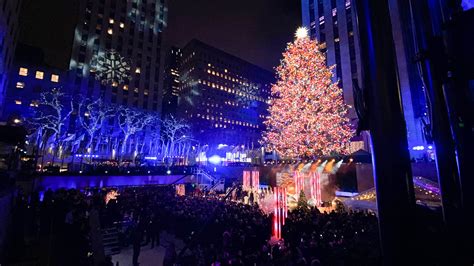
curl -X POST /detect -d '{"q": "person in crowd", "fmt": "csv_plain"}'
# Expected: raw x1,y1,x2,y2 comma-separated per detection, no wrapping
132,224,143,266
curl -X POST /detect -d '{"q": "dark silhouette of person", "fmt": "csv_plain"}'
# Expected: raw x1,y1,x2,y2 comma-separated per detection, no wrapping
149,215,161,248
163,242,177,266
132,226,143,266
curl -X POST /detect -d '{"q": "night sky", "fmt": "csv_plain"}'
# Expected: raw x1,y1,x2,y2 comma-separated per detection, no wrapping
164,0,302,71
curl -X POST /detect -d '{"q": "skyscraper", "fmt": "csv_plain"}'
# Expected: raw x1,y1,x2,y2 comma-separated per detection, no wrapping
301,0,428,155
301,0,361,121
176,39,274,148
162,46,182,118
69,0,167,112
0,0,23,116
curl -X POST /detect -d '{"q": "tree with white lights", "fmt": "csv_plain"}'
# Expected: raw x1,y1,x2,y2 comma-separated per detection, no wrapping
263,27,353,158
117,107,155,157
32,88,74,164
160,115,191,159
78,98,115,153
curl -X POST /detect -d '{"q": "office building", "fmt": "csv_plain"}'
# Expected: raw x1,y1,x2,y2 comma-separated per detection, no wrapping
301,0,428,154
162,46,182,117
69,0,167,112
0,0,23,116
176,39,274,148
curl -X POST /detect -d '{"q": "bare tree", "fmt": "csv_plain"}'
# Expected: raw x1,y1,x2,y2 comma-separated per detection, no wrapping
161,115,191,159
117,107,156,157
31,88,74,165
78,98,115,153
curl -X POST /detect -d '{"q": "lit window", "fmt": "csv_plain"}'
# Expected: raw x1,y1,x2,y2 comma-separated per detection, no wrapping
51,74,59,82
120,22,125,28
123,85,129,91
109,18,114,24
19,67,28,76
15,100,22,105
112,81,118,87
144,90,149,95
208,63,211,67
207,69,211,74
107,28,113,35
134,88,139,93
135,68,141,74
35,71,44,79
224,69,228,73
30,100,39,107
332,8,337,16
16,82,25,88
335,38,340,42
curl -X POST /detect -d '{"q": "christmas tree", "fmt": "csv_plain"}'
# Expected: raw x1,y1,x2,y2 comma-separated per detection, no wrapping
297,190,309,209
263,27,353,158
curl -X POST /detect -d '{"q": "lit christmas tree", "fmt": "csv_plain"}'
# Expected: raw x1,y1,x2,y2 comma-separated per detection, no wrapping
263,27,353,158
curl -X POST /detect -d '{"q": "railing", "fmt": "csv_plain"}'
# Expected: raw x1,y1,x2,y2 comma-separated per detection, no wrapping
192,168,219,184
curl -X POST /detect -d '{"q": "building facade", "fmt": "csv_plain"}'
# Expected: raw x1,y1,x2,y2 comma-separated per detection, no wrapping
4,66,65,124
162,46,182,118
176,39,274,148
68,0,167,112
301,0,428,155
0,0,23,116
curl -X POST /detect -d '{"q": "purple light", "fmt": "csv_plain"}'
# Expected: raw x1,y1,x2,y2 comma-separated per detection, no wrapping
462,0,474,10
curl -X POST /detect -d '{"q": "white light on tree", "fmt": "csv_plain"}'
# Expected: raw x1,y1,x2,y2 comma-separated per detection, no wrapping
91,50,131,85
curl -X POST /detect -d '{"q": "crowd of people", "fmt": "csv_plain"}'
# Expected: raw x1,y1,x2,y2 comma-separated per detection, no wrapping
94,185,382,265
7,188,98,265
7,185,382,265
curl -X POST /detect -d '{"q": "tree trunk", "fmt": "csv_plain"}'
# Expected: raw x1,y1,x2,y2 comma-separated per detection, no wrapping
120,134,130,162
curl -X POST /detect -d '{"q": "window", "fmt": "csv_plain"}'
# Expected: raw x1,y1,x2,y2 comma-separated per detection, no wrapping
109,18,114,24
107,28,113,35
135,67,141,74
15,100,22,105
16,82,25,88
120,22,125,28
19,67,28,76
35,71,44,79
51,74,59,82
